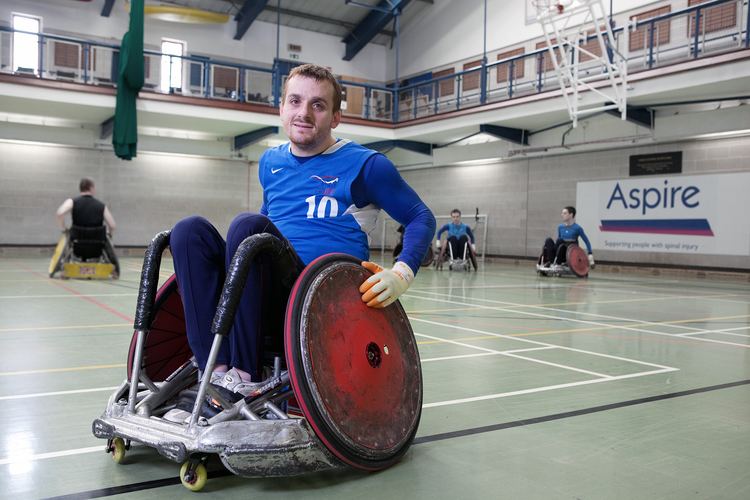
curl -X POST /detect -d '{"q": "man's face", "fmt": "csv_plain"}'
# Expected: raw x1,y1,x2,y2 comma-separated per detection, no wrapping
451,212,461,225
561,209,572,222
280,75,341,156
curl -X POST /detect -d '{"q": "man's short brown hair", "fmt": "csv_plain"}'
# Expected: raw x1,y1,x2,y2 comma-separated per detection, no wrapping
282,64,343,113
79,177,95,192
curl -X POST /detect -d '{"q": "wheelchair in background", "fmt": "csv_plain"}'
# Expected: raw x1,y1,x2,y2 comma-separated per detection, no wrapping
536,240,590,278
435,237,478,272
49,225,120,279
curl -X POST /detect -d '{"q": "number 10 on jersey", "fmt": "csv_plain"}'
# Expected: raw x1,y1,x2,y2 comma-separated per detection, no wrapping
305,195,339,219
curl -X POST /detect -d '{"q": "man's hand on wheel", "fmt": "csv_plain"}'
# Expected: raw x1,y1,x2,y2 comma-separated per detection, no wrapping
359,261,414,308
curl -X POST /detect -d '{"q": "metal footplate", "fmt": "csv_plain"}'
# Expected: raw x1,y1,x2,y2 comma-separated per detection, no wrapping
93,408,339,477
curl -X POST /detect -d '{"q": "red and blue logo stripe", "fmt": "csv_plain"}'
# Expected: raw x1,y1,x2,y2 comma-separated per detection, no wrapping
599,219,714,236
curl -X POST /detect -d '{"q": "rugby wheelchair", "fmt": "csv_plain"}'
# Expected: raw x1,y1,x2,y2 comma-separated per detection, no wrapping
392,225,434,267
49,226,120,279
536,239,591,278
92,230,422,491
435,238,478,272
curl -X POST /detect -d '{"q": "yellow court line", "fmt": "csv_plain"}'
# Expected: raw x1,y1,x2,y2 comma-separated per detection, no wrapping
492,293,746,310
0,323,131,333
0,363,126,377
406,293,747,314
660,314,750,325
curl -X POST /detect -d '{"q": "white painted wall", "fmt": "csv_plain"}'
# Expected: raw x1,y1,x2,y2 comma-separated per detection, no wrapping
394,134,750,270
0,140,260,246
0,0,387,81
392,0,685,79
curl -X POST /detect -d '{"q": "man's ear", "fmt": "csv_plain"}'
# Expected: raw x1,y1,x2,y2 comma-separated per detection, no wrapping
331,109,342,129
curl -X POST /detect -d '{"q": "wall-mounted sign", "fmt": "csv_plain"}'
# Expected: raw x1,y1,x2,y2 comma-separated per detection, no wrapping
629,151,682,176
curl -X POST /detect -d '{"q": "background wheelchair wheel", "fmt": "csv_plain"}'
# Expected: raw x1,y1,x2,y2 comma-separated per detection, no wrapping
48,233,68,277
285,254,422,471
566,244,590,278
421,246,434,267
126,275,191,382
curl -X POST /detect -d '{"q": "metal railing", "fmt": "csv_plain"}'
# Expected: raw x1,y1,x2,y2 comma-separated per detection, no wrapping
0,0,747,123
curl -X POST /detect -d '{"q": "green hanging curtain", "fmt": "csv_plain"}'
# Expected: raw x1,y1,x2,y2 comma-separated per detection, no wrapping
113,0,144,160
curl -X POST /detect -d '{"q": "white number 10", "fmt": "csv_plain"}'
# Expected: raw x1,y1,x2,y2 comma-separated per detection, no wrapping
305,195,339,219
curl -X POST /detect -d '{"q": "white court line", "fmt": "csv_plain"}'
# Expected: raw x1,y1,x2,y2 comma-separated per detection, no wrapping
412,316,677,371
505,297,750,334
405,291,750,349
415,331,609,377
420,346,554,363
0,446,103,466
0,386,118,401
423,368,677,408
412,288,712,333
676,326,750,339
0,293,136,300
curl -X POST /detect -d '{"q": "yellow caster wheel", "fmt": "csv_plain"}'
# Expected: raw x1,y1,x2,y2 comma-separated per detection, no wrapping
109,437,127,464
180,461,208,492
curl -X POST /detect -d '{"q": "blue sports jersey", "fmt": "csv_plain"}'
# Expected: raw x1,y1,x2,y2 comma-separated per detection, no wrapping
557,223,592,254
259,140,379,265
437,223,474,242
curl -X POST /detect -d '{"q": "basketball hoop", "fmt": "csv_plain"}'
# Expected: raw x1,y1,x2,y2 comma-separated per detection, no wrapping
532,0,574,17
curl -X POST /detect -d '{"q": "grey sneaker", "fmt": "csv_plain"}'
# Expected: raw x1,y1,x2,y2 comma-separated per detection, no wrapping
163,408,191,424
220,368,265,397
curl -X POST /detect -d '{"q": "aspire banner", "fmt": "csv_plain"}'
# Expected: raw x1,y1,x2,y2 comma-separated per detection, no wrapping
576,172,750,256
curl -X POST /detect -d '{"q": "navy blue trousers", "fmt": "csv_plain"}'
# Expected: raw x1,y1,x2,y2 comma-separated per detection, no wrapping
170,213,304,380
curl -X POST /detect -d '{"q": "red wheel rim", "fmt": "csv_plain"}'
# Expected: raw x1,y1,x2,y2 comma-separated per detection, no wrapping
284,254,422,471
127,275,191,381
566,245,589,277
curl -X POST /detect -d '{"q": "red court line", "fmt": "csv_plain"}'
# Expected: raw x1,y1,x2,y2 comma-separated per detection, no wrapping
24,266,133,323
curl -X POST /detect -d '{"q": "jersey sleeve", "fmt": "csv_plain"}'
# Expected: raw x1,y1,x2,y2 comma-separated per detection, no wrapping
436,224,449,240
466,225,475,243
351,154,435,274
577,225,593,254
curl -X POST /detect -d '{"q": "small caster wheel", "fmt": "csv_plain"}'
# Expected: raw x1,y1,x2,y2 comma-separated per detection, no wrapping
108,437,127,464
180,461,208,492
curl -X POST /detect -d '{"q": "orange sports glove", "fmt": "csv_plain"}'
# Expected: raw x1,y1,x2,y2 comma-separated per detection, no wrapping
359,261,414,308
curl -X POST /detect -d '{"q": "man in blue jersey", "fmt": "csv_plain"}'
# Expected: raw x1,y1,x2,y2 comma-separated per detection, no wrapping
541,206,594,267
435,209,477,270
168,64,435,401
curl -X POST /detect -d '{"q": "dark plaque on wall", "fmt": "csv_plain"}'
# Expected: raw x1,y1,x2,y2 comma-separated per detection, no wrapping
629,152,682,176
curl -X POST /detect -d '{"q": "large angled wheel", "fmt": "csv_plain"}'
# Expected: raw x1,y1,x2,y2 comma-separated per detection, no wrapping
566,244,590,278
127,274,192,381
49,232,68,277
285,254,422,471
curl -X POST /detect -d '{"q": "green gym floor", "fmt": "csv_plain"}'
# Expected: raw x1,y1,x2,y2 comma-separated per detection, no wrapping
1,256,749,499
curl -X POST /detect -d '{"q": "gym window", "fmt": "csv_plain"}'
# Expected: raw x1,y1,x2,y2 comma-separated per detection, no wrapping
160,39,185,92
12,13,41,75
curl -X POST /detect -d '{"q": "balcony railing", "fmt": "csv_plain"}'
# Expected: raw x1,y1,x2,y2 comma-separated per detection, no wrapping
0,0,747,124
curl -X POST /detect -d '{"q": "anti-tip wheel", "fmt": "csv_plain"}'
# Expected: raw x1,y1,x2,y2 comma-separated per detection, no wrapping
109,437,126,464
180,462,208,492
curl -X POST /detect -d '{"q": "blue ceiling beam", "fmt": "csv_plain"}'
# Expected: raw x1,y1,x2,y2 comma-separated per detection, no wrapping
605,105,653,128
343,0,412,61
234,126,278,150
479,124,530,145
101,0,116,17
100,115,115,139
364,140,433,156
234,0,271,40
